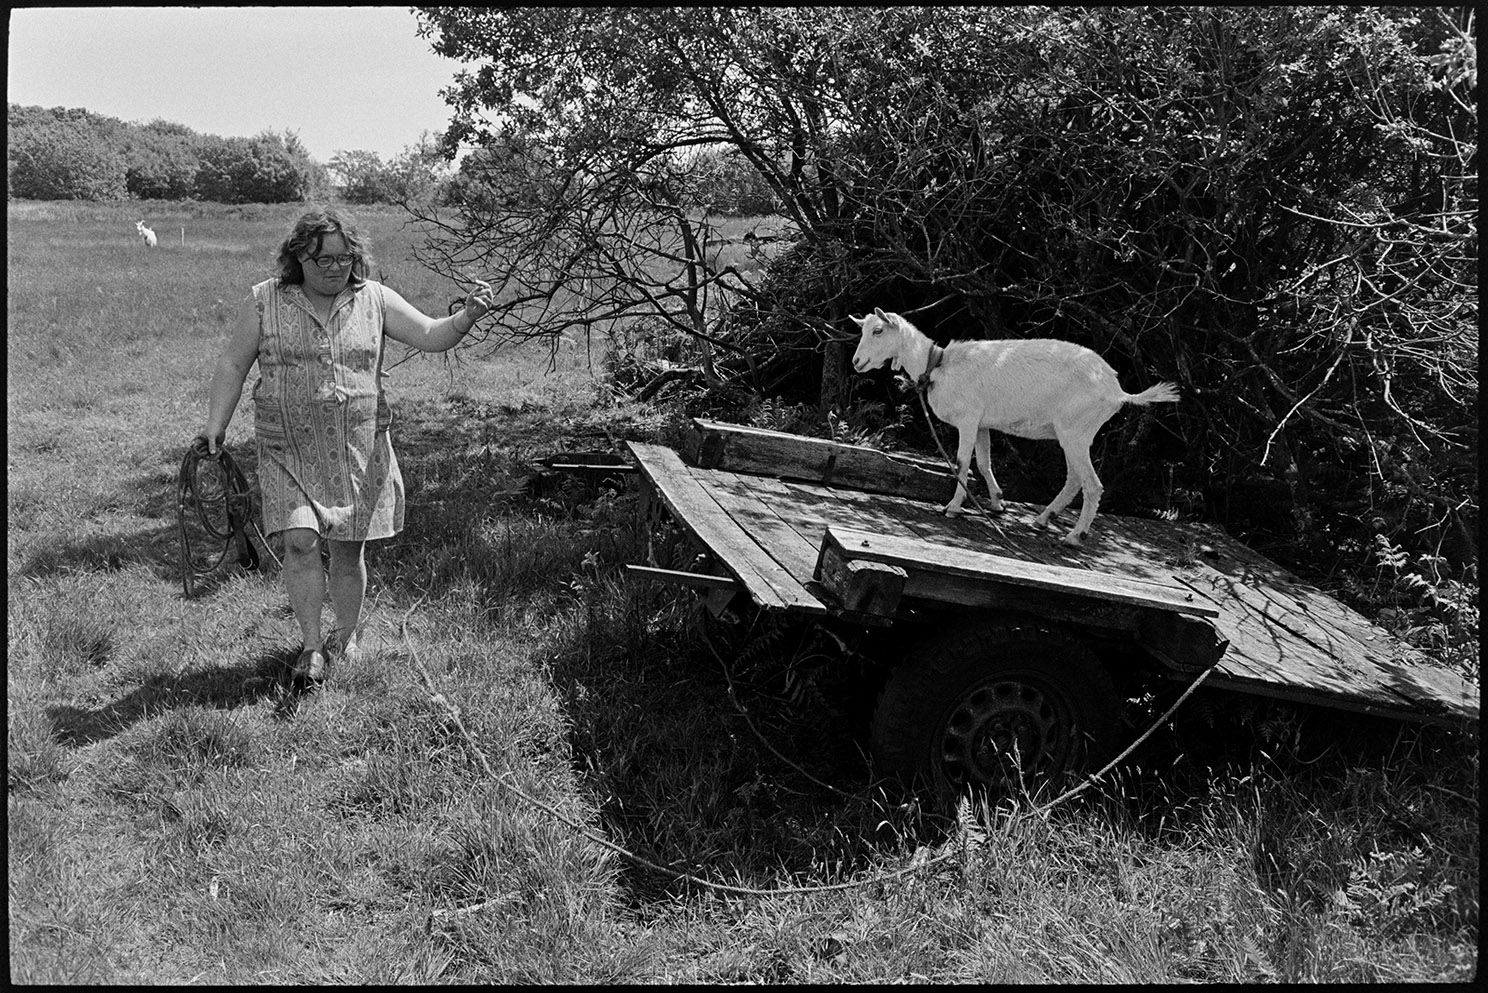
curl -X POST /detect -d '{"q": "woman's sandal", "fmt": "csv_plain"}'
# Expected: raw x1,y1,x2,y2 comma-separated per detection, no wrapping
327,627,362,666
291,647,330,686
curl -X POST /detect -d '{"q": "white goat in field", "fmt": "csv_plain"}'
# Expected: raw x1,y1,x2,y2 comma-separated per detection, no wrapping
135,220,157,248
850,307,1179,546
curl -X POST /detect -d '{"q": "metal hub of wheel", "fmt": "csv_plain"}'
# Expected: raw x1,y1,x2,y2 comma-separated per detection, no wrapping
938,678,1070,791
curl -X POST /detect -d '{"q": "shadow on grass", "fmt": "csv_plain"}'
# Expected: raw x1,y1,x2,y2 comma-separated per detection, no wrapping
45,645,316,747
18,441,276,592
18,519,272,602
539,595,922,903
546,567,1480,906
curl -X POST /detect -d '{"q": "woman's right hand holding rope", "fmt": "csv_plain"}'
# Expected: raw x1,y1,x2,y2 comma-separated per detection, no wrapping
197,430,226,456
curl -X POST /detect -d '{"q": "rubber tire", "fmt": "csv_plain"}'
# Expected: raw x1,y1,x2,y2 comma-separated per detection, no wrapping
869,618,1118,805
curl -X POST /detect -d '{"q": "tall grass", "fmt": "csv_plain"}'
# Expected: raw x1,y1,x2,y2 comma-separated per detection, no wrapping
7,200,1478,982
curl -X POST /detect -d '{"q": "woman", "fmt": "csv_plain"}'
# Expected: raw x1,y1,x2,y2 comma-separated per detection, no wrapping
202,205,494,685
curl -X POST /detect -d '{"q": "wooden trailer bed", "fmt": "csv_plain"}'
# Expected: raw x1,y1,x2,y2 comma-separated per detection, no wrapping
627,421,1478,727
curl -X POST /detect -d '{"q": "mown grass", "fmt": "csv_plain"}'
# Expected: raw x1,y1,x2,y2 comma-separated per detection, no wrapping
8,199,1479,982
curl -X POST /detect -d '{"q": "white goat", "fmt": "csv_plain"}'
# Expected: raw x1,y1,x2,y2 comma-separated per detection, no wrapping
136,220,157,248
850,307,1179,546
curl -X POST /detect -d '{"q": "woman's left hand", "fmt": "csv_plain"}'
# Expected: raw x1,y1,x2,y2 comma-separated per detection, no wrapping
463,279,495,324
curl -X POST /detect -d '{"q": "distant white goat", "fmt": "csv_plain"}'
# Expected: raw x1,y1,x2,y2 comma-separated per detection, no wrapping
136,220,157,248
850,307,1179,546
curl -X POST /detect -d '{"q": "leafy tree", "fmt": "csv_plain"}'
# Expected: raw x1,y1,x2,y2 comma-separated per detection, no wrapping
690,146,781,217
139,118,201,141
410,7,821,386
7,113,128,200
386,132,458,206
122,127,200,200
415,8,1483,573
328,135,459,206
196,130,324,203
329,149,394,204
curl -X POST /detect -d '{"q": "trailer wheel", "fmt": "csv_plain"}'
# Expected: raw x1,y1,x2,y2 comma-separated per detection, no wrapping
870,618,1118,804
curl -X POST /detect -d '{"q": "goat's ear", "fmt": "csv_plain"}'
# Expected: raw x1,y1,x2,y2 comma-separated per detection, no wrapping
873,307,888,321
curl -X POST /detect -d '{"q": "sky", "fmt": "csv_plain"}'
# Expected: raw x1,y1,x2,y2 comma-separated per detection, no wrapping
7,6,470,165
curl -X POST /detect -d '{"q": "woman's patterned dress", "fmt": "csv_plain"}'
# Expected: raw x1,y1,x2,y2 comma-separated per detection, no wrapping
250,278,404,540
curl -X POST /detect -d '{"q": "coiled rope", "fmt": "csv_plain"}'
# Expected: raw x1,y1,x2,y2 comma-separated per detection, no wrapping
176,437,272,598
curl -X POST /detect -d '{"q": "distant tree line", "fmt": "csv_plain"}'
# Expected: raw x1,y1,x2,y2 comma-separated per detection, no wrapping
5,102,779,217
7,104,330,203
339,140,776,213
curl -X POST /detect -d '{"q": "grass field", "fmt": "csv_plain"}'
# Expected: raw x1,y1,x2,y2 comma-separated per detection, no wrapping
7,199,1479,982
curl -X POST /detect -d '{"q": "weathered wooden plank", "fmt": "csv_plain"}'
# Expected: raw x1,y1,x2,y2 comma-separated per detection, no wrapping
1195,634,1477,724
752,478,1238,671
809,472,1216,586
745,474,924,547
686,419,959,503
732,476,1157,635
1184,572,1362,682
854,492,1057,563
819,490,1473,718
1373,660,1478,721
778,476,944,543
624,565,742,592
1181,568,1437,713
1065,518,1470,717
546,462,639,475
764,472,1071,572
1207,543,1476,717
820,526,1219,618
701,469,825,585
1190,561,1477,720
1212,540,1437,665
1186,634,1293,689
1195,667,1471,726
815,547,908,621
628,442,825,614
681,469,925,623
1065,517,1226,581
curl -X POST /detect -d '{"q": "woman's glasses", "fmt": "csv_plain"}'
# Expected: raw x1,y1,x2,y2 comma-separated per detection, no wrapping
307,253,356,270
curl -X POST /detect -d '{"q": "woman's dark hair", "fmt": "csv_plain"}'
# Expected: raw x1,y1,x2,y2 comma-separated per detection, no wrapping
274,204,375,286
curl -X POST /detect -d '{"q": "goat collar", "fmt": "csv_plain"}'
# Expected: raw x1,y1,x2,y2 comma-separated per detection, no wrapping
915,342,945,394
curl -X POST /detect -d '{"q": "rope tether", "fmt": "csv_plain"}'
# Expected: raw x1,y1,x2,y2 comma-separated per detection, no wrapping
401,598,1215,907
913,376,1010,539
401,599,956,903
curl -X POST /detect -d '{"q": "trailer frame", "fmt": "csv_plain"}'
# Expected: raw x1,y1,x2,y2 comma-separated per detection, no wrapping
619,419,1476,733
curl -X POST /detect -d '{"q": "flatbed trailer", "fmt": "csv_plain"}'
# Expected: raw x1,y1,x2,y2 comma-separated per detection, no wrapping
623,420,1477,799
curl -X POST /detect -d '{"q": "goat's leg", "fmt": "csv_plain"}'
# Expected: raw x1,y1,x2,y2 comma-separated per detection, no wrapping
1059,442,1103,546
1034,461,1081,531
975,428,1003,511
943,427,977,516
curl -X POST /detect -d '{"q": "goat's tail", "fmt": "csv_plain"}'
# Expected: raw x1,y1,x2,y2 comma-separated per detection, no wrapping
1126,382,1180,406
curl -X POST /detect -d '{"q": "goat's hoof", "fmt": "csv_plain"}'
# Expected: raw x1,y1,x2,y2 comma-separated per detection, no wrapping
1060,532,1086,547
943,507,964,518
